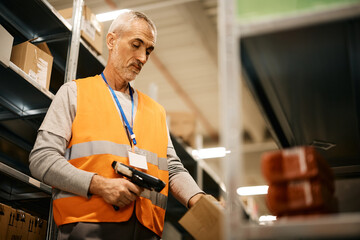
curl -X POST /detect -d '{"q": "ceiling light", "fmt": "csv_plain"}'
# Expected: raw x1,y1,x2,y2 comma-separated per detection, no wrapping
192,147,230,159
96,10,126,22
259,215,276,222
96,0,198,22
236,185,268,196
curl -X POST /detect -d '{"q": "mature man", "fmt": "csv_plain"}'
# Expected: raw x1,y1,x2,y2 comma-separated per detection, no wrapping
29,10,204,239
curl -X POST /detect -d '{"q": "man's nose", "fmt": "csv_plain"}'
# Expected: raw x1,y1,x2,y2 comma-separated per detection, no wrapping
137,51,147,64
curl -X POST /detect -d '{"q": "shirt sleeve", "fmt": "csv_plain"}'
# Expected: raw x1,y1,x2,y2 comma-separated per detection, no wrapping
38,81,77,141
29,131,94,197
166,125,204,207
29,82,94,198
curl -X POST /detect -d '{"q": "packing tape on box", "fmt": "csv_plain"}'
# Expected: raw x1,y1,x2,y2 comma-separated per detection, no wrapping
289,180,313,206
283,147,307,173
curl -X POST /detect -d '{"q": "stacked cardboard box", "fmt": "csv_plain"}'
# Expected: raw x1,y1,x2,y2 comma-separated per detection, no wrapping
27,217,47,240
0,203,12,239
10,41,53,90
262,146,337,216
0,202,47,240
59,5,103,55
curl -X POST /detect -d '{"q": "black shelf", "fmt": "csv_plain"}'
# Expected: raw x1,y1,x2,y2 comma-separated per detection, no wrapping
0,0,105,229
241,15,360,169
0,162,51,219
0,0,106,95
0,63,53,114
46,38,105,94
0,63,53,175
0,0,71,45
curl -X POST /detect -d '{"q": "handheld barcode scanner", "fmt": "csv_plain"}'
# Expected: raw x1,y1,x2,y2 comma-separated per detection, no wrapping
112,161,166,192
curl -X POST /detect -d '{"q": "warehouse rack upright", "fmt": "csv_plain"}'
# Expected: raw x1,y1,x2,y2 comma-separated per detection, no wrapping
218,0,360,239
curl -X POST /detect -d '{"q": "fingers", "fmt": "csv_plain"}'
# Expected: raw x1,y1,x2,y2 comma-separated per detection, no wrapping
115,188,137,208
127,183,144,197
104,178,143,209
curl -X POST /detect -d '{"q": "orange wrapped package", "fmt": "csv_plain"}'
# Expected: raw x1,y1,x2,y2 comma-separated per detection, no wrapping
261,146,337,216
267,177,337,216
262,146,334,184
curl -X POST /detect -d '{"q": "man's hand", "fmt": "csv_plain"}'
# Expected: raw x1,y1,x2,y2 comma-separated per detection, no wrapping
188,193,205,208
89,175,143,208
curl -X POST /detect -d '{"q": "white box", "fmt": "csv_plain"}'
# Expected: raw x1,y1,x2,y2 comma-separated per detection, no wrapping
0,24,14,67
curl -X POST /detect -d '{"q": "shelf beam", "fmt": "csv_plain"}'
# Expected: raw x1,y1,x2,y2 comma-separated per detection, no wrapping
0,162,52,194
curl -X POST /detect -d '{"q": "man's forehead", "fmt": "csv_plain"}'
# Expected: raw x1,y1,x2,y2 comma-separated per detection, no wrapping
126,21,156,45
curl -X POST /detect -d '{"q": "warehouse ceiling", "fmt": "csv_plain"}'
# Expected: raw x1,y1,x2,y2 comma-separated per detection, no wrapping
47,0,277,187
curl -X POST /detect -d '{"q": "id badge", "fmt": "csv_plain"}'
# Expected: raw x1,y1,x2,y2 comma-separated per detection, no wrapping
128,151,148,170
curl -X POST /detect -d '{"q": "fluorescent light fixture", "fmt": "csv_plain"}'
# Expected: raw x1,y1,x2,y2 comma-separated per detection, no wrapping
259,215,276,222
96,0,198,22
96,10,125,22
237,185,268,196
192,147,230,159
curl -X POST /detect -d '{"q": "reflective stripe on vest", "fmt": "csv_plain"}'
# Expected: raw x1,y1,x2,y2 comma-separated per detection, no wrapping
65,140,168,171
53,188,167,210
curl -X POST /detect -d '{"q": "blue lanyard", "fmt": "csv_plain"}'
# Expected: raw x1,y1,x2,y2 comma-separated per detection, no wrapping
101,72,137,146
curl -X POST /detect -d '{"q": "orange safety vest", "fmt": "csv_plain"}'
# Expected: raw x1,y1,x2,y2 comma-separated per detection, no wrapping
52,75,169,237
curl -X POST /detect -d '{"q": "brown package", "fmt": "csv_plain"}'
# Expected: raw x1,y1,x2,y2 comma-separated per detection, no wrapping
267,177,337,216
261,146,334,184
179,195,224,240
10,41,53,90
59,5,103,55
0,203,12,240
6,209,30,240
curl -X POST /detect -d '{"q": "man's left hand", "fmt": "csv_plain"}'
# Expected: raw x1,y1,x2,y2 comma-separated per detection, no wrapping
188,193,205,208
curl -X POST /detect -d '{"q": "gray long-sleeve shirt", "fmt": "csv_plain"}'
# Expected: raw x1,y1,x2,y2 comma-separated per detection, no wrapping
29,80,202,207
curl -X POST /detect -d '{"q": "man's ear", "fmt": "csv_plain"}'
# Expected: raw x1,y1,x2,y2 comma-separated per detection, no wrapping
106,32,116,50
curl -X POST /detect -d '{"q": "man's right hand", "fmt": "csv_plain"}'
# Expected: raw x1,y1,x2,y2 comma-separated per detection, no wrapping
89,174,143,208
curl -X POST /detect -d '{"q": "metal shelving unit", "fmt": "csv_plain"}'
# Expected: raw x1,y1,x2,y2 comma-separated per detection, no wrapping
243,212,360,239
0,0,106,238
0,0,106,91
0,162,51,195
219,1,360,239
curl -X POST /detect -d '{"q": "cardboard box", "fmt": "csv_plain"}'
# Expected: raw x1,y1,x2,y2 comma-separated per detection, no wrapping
10,41,53,90
19,215,47,240
59,5,103,55
179,195,224,240
4,207,16,240
0,203,13,240
6,209,29,240
0,25,14,67
27,215,36,240
1,205,47,240
167,112,196,148
38,218,47,240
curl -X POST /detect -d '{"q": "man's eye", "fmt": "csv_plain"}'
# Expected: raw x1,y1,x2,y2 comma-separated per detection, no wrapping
133,43,140,48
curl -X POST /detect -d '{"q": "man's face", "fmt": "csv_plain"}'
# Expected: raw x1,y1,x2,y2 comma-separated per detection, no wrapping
109,19,155,83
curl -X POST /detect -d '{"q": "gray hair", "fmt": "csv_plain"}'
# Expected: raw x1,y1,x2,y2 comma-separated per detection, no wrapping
108,9,157,40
